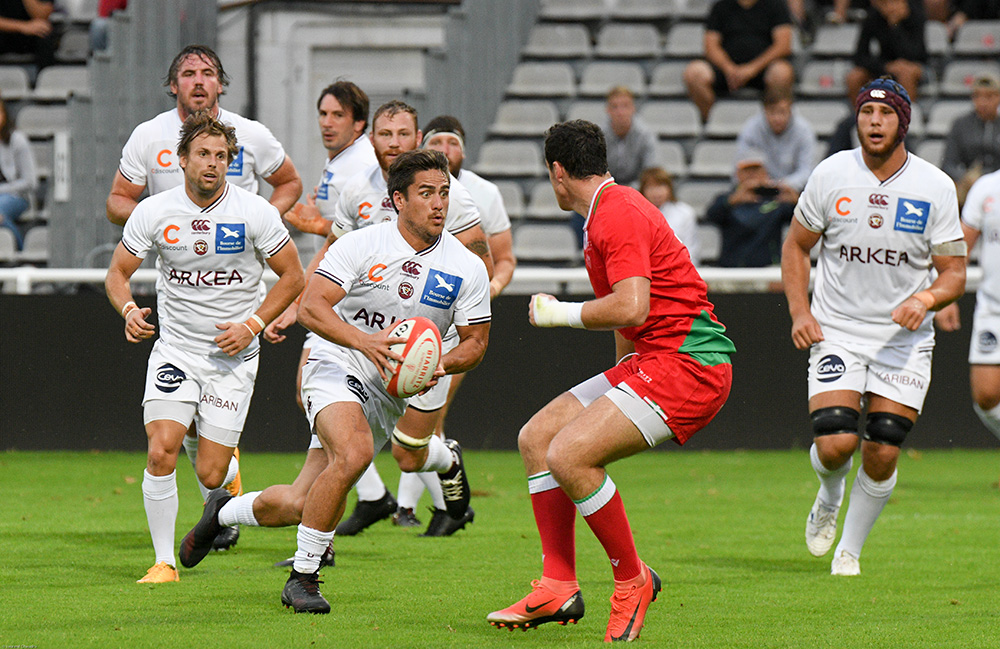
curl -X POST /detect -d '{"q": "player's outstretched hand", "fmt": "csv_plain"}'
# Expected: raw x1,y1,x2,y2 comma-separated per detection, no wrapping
284,201,330,236
892,296,930,331
124,307,155,343
790,312,824,350
264,302,298,344
933,302,961,332
214,322,255,356
356,327,407,382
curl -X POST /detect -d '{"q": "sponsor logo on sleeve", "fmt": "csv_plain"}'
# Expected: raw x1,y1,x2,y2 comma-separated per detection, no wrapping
816,354,846,383
226,146,245,176
894,199,931,234
155,363,186,393
215,223,246,254
420,269,463,310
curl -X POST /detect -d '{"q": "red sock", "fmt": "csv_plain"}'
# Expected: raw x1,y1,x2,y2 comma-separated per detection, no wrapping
581,490,642,582
531,488,577,582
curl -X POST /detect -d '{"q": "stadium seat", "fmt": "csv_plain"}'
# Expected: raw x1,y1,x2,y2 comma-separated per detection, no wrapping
797,101,850,138
0,65,31,100
647,61,689,98
489,100,560,137
798,60,850,98
30,139,54,178
33,65,90,100
811,24,859,58
953,21,1000,57
639,101,702,138
925,100,968,137
525,182,573,220
493,180,525,221
663,23,705,59
15,105,69,138
565,100,606,124
653,139,689,177
916,139,945,167
578,62,646,98
676,179,730,218
689,140,739,178
538,0,609,21
18,225,48,264
611,0,674,20
512,223,581,264
704,100,758,138
61,0,99,21
594,23,662,59
939,60,1000,96
522,24,593,59
474,141,546,178
907,103,926,139
674,0,712,20
0,228,16,263
925,21,951,57
506,62,576,98
55,29,91,63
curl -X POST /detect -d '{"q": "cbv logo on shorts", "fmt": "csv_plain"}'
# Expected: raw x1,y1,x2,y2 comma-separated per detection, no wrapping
227,146,245,176
215,223,245,254
817,354,846,383
420,269,462,310
894,198,931,234
155,363,186,393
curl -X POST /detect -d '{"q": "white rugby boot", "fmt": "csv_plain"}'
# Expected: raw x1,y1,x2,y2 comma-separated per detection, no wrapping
830,549,861,576
805,495,840,557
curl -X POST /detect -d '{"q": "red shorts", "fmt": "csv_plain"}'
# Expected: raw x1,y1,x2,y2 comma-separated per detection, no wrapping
604,352,732,445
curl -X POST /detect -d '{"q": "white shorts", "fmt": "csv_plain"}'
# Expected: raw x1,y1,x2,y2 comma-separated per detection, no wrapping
969,312,1000,364
142,339,259,447
407,332,459,411
807,339,933,412
569,372,674,447
300,356,406,451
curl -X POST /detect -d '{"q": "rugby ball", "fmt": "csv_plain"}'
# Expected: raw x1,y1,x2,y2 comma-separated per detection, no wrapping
383,317,443,398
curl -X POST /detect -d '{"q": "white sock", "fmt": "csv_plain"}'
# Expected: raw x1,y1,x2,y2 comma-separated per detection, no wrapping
292,524,335,574
182,436,210,500
420,435,453,473
810,443,853,507
354,462,387,502
574,473,616,517
396,471,425,510
973,403,1000,442
142,469,179,566
835,467,897,559
222,455,239,488
419,471,446,510
218,491,262,527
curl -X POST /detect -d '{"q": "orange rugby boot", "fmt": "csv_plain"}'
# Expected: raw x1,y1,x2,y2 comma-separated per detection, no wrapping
136,561,179,583
604,563,661,642
487,578,584,630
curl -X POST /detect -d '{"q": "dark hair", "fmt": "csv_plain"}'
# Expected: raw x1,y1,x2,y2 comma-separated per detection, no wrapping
386,150,449,211
544,120,608,179
177,111,239,163
372,100,418,131
165,45,230,98
318,80,370,132
0,95,11,145
422,115,465,139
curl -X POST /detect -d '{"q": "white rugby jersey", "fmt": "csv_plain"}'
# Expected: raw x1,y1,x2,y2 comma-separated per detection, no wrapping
118,107,286,195
314,136,377,219
310,222,491,400
962,170,1000,317
795,148,963,346
331,164,482,237
457,169,511,235
122,183,292,355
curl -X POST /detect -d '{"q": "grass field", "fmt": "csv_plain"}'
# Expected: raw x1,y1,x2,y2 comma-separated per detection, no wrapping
1,449,997,648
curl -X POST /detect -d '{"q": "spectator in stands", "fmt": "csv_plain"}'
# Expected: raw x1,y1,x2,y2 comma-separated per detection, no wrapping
601,86,657,188
705,150,797,267
639,167,701,266
90,0,128,52
0,0,56,68
683,0,796,122
734,88,817,192
942,73,1000,205
944,0,1000,40
847,0,927,100
0,94,37,250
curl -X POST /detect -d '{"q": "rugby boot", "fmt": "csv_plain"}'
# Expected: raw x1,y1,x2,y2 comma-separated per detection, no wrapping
487,579,585,630
831,549,861,576
335,490,397,536
281,569,331,614
179,488,231,568
392,506,422,527
136,561,179,583
604,563,661,642
805,495,840,557
419,507,474,537
438,439,470,518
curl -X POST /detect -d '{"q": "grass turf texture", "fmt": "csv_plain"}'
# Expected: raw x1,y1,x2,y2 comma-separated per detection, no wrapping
1,449,997,648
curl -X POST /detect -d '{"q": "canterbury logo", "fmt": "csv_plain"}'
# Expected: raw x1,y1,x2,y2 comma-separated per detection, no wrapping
191,219,210,232
868,194,888,207
870,89,886,98
401,261,421,276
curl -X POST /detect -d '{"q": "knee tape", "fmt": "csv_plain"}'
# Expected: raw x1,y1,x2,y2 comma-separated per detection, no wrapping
810,406,860,437
863,412,913,447
391,426,432,450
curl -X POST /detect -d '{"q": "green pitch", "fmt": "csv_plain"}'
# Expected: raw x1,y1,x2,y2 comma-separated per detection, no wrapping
1,449,997,648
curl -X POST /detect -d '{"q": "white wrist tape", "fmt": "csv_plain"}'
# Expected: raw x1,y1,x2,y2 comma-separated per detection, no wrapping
249,314,265,331
121,301,137,318
533,295,585,328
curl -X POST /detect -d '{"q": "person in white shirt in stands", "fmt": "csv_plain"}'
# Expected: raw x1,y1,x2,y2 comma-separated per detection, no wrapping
639,167,700,266
105,112,303,584
105,44,303,552
782,77,966,577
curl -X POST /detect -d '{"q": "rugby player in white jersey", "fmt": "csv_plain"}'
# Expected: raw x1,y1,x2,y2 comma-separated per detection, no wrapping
105,113,304,584
105,45,304,551
782,77,967,576
178,150,490,613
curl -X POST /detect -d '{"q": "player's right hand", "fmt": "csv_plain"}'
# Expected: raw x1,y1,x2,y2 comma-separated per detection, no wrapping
125,307,155,343
356,328,407,382
284,202,330,236
790,312,823,350
933,302,961,332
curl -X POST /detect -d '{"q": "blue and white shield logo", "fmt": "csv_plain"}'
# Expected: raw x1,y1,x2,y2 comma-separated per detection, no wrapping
226,146,245,176
420,269,463,310
215,223,245,254
893,198,930,234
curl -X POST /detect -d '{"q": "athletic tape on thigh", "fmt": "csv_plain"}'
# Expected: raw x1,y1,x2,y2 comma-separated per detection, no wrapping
391,426,432,450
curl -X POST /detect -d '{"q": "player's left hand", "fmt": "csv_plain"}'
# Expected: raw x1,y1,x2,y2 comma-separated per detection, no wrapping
417,361,447,395
892,296,930,331
214,322,254,356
